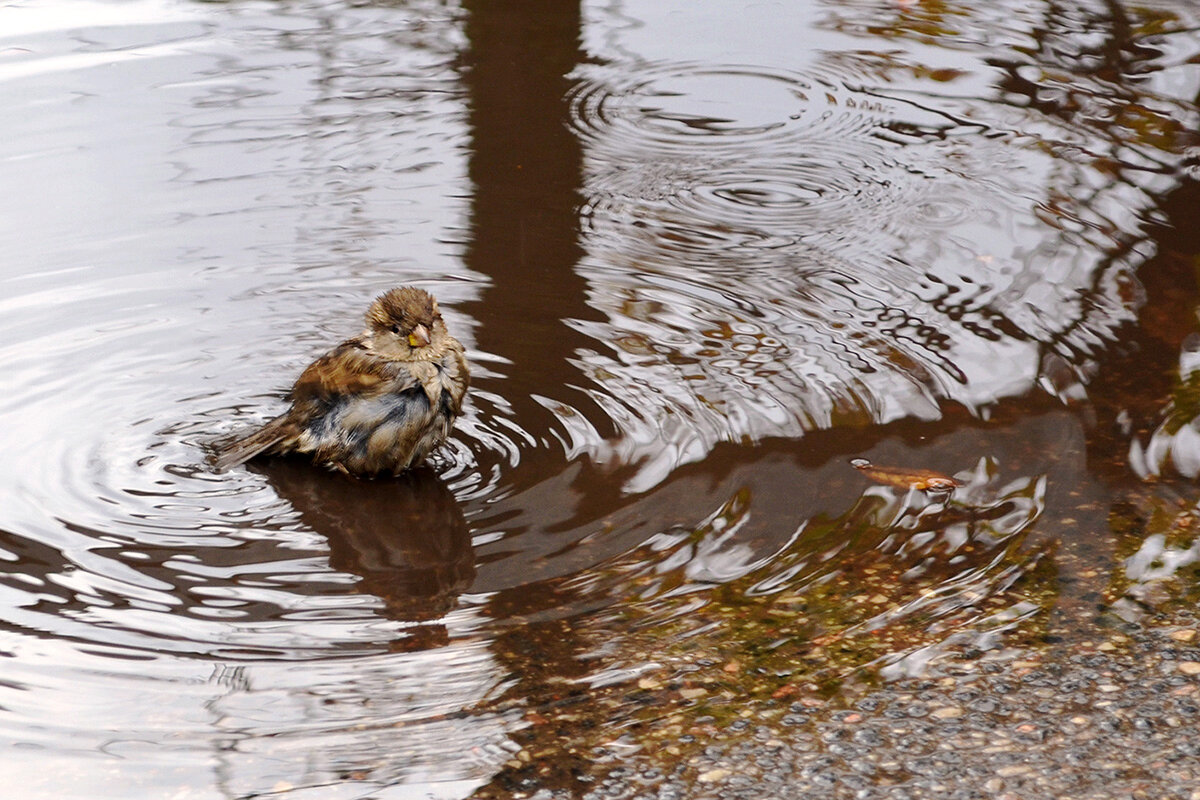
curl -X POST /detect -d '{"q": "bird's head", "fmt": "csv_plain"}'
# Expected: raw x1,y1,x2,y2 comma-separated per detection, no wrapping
365,286,449,360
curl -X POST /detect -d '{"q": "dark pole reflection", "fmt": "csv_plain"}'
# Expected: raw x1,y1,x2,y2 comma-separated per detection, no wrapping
258,462,474,650
454,1,600,755
457,0,615,446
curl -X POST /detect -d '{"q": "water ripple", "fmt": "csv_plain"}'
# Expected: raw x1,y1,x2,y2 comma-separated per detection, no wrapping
567,62,916,154
558,455,1053,687
3,0,1199,793
0,270,525,661
562,58,1151,485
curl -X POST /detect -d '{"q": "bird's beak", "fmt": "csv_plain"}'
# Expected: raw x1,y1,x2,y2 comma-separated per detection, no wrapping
408,324,431,348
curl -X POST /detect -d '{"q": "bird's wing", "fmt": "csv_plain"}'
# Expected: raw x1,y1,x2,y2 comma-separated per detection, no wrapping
441,337,471,415
289,338,419,405
214,340,424,473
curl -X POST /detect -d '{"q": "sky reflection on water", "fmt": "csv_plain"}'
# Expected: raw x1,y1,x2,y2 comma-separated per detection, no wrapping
1,0,1200,797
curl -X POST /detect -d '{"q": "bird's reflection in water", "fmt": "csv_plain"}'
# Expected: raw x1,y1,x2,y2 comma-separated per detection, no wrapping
257,461,475,652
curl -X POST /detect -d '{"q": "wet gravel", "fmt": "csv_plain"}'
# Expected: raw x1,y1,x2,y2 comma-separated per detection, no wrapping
507,616,1200,800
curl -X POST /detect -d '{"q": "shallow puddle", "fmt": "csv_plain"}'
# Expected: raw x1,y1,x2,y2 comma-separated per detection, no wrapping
3,0,1200,797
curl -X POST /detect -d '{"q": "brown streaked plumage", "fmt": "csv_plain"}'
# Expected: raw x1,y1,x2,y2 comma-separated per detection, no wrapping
213,286,470,476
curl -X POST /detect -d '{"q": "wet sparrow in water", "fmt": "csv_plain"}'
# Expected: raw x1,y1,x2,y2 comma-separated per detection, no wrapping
214,287,470,476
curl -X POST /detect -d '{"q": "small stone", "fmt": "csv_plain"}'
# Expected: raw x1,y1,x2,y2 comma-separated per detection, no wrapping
931,706,964,719
638,677,662,690
1178,661,1200,676
1170,630,1197,643
698,769,731,783
997,765,1033,778
679,687,707,700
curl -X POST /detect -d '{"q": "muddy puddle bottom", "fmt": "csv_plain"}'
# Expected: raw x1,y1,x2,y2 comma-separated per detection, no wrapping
3,0,1200,797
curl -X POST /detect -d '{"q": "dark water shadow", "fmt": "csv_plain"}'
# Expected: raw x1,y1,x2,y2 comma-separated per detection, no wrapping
256,460,475,649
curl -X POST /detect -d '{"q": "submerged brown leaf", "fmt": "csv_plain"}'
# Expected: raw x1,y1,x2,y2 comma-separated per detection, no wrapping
850,458,964,493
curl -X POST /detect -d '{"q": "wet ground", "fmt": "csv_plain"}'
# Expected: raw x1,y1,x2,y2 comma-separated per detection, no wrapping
505,619,1200,800
3,0,1200,797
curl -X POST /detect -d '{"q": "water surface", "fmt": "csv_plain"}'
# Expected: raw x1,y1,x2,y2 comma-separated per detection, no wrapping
3,0,1200,796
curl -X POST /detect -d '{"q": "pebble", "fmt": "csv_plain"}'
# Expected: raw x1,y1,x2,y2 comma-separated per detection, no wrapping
930,706,963,719
697,769,730,783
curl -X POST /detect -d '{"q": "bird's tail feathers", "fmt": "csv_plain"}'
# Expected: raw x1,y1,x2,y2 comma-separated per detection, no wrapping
212,416,292,472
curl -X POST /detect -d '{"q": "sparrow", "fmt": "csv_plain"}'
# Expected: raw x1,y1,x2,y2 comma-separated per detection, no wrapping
213,286,470,476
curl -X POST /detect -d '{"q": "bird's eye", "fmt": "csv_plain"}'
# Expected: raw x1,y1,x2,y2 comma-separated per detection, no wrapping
390,324,401,334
